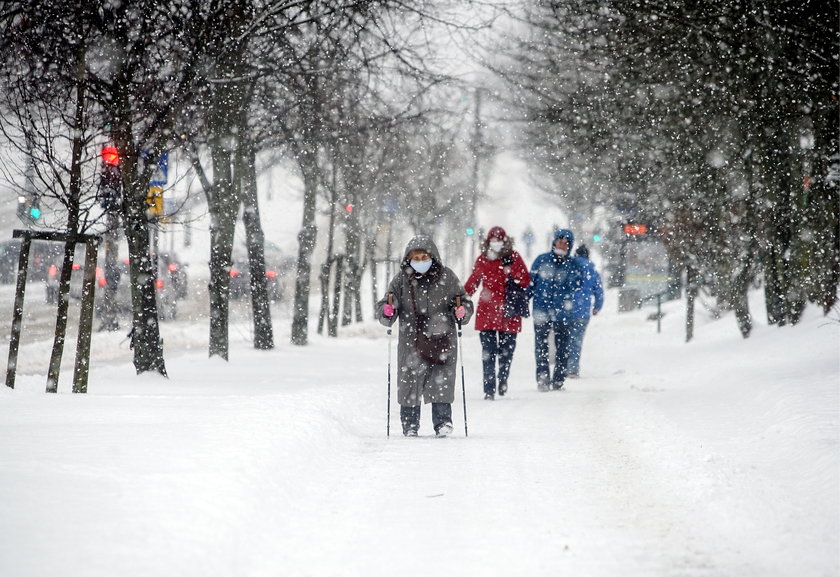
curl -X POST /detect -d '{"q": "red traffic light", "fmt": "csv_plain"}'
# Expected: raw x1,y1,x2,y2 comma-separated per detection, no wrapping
101,145,120,166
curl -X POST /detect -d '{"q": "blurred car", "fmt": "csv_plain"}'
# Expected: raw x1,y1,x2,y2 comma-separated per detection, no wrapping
66,251,183,321
118,254,184,320
157,253,188,300
0,238,63,284
229,258,285,302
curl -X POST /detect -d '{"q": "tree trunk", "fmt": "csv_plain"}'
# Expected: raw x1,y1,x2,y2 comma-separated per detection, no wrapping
47,240,76,392
290,150,319,346
732,151,757,339
733,263,752,338
207,142,237,360
686,265,698,343
329,255,343,337
367,233,379,314
111,120,167,375
48,54,88,389
123,191,167,374
762,127,795,326
317,260,331,335
206,2,250,359
123,189,167,374
318,163,338,336
240,138,273,350
341,224,361,326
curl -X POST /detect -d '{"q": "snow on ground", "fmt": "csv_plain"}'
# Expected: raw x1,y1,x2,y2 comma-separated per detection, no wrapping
0,285,837,577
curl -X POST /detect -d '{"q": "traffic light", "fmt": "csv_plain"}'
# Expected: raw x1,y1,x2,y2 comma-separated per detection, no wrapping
593,233,602,243
465,227,475,236
101,145,120,166
17,195,41,223
28,198,41,220
99,144,122,210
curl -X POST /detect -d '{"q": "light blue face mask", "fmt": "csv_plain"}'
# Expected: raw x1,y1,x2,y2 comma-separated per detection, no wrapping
410,259,433,274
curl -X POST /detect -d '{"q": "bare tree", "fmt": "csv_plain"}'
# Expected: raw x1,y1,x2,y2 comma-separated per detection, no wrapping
491,0,839,335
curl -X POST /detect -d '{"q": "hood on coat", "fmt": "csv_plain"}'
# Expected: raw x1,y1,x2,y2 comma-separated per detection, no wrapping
487,226,507,240
402,235,443,266
553,228,575,254
481,232,514,258
402,235,444,281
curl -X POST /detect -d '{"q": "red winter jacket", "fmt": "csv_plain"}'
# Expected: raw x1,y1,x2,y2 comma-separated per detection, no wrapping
465,250,531,333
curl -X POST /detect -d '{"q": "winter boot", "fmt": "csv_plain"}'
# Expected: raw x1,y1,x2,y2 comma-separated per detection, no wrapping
400,405,421,437
498,382,508,396
431,403,453,436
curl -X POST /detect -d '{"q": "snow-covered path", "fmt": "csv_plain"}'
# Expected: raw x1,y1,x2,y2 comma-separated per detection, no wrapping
0,294,837,577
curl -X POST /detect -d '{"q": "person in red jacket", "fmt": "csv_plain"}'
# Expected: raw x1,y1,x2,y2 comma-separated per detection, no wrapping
465,226,531,400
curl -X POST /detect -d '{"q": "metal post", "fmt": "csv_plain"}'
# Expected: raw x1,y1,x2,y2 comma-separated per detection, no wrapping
657,293,662,333
386,293,393,437
456,296,468,437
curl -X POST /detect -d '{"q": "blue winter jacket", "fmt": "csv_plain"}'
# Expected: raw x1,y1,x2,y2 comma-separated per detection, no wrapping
529,229,583,322
573,258,604,319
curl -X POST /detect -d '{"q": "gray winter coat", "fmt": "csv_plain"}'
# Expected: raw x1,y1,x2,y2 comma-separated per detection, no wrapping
376,236,474,406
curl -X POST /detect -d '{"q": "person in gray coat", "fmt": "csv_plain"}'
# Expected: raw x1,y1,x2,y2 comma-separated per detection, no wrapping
376,235,474,437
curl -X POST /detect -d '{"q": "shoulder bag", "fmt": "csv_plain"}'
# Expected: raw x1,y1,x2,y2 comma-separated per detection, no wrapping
502,254,530,318
409,283,453,364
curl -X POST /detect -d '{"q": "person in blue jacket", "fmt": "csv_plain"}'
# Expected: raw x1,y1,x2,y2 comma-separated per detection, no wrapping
529,228,583,391
567,244,604,378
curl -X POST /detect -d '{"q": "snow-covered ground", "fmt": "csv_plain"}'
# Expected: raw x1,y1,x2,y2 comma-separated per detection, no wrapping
0,284,837,577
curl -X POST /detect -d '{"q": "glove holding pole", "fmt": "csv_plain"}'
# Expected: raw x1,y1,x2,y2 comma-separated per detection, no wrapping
385,293,394,437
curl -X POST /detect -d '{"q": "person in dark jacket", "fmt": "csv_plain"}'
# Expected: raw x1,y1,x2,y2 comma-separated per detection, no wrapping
529,228,583,391
567,244,604,377
376,235,474,437
465,226,531,400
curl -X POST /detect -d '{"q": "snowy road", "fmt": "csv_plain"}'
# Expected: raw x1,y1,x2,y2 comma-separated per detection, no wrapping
0,293,837,577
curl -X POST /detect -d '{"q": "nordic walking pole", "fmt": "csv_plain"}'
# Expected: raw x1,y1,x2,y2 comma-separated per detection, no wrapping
386,293,393,438
456,296,468,437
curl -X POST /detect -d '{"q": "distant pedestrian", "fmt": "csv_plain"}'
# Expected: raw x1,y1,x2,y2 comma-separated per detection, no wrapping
376,235,473,437
465,226,531,400
529,228,582,391
567,244,604,378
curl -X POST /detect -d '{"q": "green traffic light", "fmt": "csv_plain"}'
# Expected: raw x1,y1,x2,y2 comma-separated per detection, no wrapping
593,234,601,242
466,227,474,236
29,206,41,220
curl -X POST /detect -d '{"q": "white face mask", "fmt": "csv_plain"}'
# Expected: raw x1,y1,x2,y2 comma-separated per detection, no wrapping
488,240,504,253
553,247,568,257
410,259,432,274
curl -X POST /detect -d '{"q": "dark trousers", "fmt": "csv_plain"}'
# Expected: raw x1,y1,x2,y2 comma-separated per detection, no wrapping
401,403,452,434
567,317,590,375
479,330,518,394
534,320,572,385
